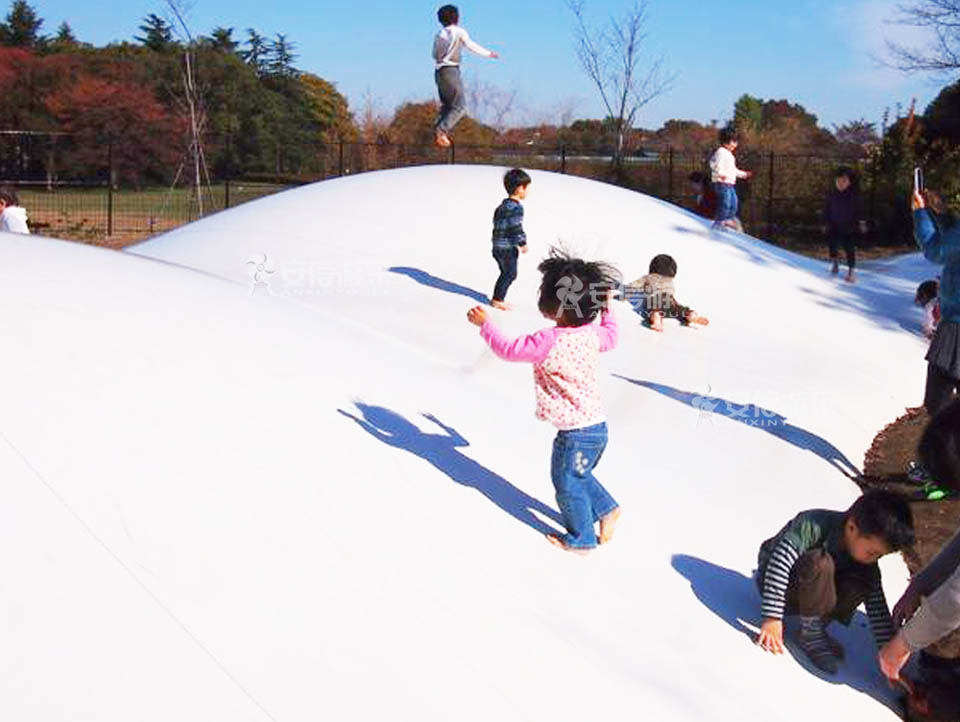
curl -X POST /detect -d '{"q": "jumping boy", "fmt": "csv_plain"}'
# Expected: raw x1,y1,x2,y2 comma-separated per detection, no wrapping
490,168,530,310
709,127,752,230
756,490,914,674
432,5,498,148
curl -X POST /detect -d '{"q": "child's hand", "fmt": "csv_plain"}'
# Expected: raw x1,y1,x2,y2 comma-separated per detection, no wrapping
757,618,784,654
520,245,529,254
467,306,488,326
912,190,926,211
879,633,912,683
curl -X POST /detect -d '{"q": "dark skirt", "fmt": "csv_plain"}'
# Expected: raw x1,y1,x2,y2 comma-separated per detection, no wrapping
927,320,960,380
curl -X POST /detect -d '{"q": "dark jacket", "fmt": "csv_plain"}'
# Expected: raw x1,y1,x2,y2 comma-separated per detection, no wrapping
824,187,864,232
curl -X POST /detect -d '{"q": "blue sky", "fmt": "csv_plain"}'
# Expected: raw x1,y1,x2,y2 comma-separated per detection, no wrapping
27,0,950,131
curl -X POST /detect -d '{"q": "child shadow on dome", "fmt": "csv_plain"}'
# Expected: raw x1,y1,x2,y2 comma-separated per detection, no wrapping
614,376,861,479
672,554,904,714
388,266,490,304
338,402,563,536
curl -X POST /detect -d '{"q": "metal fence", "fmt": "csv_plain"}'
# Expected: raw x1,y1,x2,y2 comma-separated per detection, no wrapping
0,133,907,250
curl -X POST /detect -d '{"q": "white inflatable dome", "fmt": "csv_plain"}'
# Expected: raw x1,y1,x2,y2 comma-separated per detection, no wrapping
1,165,937,721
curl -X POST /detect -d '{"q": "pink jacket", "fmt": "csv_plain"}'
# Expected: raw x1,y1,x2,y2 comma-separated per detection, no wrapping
479,309,618,430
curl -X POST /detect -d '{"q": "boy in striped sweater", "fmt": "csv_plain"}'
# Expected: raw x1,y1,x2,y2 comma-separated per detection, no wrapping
756,490,914,673
489,168,530,310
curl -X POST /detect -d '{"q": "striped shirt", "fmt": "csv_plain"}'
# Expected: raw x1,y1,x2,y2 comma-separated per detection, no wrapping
758,509,895,647
492,198,526,250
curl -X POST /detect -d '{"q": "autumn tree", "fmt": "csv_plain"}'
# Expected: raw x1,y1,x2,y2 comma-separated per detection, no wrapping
655,119,717,152
45,73,180,184
389,101,495,146
299,73,356,142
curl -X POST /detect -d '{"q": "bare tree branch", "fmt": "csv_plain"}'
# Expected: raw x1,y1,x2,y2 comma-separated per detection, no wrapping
566,0,674,165
887,0,960,72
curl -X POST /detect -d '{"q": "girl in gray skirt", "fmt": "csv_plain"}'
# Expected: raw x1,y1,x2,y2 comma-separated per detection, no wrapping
913,189,960,415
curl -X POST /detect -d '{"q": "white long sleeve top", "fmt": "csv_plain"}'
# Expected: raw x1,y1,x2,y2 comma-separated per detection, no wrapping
0,205,29,233
709,146,749,185
433,25,493,68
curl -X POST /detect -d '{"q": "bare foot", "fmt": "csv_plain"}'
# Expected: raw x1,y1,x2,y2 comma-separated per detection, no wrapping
686,313,710,327
844,270,856,284
598,507,621,544
434,130,451,148
546,534,590,555
649,311,664,332
491,299,513,310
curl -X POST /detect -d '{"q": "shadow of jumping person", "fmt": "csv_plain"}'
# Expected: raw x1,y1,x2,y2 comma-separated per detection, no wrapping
671,554,904,715
614,376,861,479
338,403,563,536
388,266,490,305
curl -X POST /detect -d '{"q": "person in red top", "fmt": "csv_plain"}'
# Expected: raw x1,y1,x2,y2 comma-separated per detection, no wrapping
688,171,717,220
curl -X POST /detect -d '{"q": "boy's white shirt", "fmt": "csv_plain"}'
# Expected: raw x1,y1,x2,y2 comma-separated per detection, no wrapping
433,25,493,68
0,205,28,234
709,146,748,184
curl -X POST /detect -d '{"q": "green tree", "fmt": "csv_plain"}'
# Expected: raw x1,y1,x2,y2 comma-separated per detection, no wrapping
136,13,174,52
0,0,44,48
208,26,237,53
242,28,268,76
268,33,297,78
733,94,763,131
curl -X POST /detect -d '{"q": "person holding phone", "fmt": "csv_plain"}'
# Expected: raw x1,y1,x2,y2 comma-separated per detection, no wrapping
913,179,960,415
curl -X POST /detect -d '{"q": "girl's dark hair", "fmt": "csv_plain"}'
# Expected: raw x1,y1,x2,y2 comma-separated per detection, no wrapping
847,489,915,551
649,254,677,277
919,398,960,491
0,185,20,206
537,247,621,327
916,279,939,306
437,4,459,25
719,127,738,145
834,166,855,181
503,168,531,195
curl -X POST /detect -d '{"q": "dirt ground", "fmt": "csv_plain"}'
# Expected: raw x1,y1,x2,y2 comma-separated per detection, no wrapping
862,407,960,660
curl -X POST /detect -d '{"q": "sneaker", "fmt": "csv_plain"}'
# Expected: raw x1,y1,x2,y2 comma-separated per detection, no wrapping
908,461,934,486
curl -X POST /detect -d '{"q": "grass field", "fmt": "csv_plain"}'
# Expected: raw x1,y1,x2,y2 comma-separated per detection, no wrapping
21,182,290,248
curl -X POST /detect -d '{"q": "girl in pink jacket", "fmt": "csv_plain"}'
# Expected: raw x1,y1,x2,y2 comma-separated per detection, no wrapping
467,250,622,552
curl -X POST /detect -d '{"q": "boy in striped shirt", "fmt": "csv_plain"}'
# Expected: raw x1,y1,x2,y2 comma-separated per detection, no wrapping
756,490,914,673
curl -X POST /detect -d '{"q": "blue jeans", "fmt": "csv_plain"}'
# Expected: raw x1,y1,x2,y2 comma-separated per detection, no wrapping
713,183,738,222
492,247,519,301
550,422,618,549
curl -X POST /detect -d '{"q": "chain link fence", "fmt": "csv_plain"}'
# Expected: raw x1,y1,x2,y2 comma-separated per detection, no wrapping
0,132,907,251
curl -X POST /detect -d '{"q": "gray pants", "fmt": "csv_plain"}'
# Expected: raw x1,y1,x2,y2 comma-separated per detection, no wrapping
434,66,466,133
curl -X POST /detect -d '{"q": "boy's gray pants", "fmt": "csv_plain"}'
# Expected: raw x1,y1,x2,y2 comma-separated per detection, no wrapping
434,66,466,133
